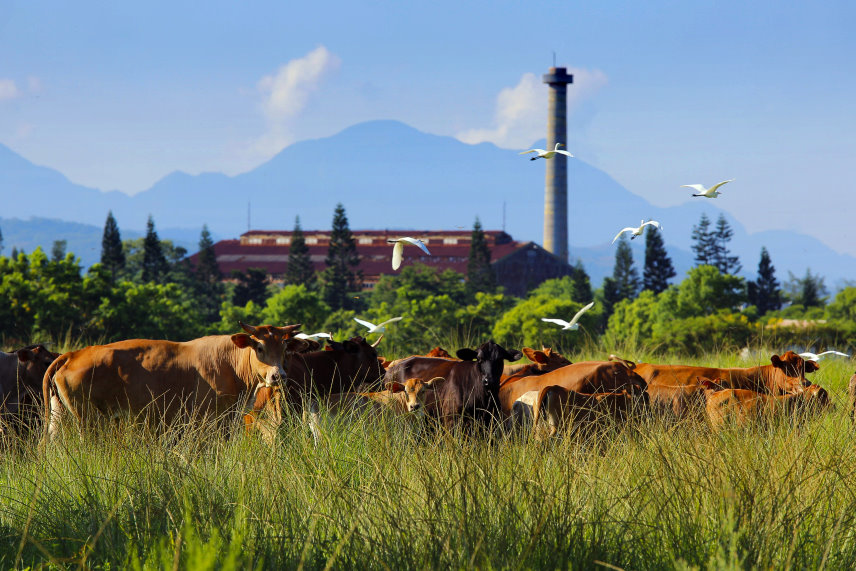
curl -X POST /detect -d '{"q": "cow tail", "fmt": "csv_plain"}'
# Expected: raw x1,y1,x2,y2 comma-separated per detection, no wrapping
42,352,70,441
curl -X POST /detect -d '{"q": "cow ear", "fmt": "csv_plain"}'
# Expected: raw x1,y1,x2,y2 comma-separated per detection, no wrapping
231,333,256,349
505,350,523,362
770,354,783,369
804,360,820,373
385,381,405,393
16,349,33,363
327,340,344,352
522,347,547,364
456,348,477,361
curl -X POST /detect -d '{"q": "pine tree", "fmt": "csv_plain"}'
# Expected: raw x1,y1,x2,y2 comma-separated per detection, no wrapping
612,235,640,301
747,247,782,315
194,225,224,322
285,216,316,288
321,203,361,310
101,210,125,281
691,212,717,267
570,260,593,302
712,213,741,274
51,240,67,262
642,226,676,294
141,215,168,283
231,268,269,307
10,246,19,259
466,218,496,298
785,268,827,308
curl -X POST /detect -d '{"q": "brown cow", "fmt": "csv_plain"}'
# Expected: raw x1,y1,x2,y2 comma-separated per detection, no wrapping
532,386,647,440
43,322,305,437
629,351,817,396
501,347,573,385
384,340,522,427
1,344,60,431
499,360,647,424
701,379,831,431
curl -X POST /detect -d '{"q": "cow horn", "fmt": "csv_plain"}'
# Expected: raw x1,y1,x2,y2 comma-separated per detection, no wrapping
371,334,384,348
239,321,258,335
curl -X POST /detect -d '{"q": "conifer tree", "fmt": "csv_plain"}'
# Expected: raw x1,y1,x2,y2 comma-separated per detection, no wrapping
101,211,125,281
10,246,19,259
466,218,496,298
231,268,269,307
570,260,593,302
141,215,168,283
691,212,717,267
785,268,827,308
321,203,361,310
642,226,675,294
612,234,640,301
51,240,67,262
747,247,782,315
195,225,224,322
712,213,741,274
285,216,316,288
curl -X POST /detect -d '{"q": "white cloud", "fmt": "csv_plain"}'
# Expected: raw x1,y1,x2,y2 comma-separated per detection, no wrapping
0,79,20,101
457,67,608,149
253,46,340,156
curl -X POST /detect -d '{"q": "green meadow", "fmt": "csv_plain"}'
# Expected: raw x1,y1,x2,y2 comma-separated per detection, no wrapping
2,345,855,570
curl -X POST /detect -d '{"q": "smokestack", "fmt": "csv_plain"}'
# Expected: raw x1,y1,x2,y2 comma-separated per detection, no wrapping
542,66,573,262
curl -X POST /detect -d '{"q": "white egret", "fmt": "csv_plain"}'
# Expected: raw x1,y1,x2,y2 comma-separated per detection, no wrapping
387,237,431,270
354,316,403,334
612,220,662,244
295,332,332,340
519,143,574,161
541,301,596,331
682,179,734,198
799,350,850,362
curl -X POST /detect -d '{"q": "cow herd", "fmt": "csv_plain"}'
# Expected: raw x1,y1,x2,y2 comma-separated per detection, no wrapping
0,322,850,444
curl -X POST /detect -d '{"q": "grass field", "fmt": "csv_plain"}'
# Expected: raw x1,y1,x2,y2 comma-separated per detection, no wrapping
2,347,855,570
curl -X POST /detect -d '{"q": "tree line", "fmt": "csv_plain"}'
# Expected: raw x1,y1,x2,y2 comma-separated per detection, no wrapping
0,208,846,354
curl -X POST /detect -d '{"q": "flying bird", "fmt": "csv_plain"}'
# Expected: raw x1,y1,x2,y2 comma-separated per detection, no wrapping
682,179,734,198
519,143,574,161
799,350,850,362
354,316,404,334
295,332,332,340
541,301,596,331
387,237,431,270
612,220,662,244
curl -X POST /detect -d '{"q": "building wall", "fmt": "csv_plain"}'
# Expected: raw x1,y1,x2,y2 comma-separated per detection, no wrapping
492,242,573,297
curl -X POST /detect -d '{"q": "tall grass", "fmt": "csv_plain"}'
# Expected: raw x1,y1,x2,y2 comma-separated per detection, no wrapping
2,349,855,569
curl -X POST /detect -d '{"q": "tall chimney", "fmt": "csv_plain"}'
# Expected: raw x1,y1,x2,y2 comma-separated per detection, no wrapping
542,67,573,262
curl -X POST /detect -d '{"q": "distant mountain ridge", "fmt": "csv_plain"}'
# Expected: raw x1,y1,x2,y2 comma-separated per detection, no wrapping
1,120,852,289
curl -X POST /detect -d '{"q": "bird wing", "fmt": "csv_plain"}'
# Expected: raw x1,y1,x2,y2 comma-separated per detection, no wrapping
519,149,539,155
541,318,571,328
400,236,431,255
310,332,332,339
568,301,596,326
798,352,819,361
708,179,734,193
555,150,574,158
643,220,662,230
377,316,404,328
612,228,634,244
818,350,850,358
353,317,377,330
391,240,403,270
681,184,706,192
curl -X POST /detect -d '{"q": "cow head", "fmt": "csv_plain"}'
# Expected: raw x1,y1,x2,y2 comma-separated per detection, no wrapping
386,376,445,413
457,340,523,392
16,344,60,392
522,347,573,371
426,347,453,359
231,322,303,386
326,336,386,386
770,351,817,393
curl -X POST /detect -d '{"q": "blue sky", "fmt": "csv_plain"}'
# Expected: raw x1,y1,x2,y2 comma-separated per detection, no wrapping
1,1,854,254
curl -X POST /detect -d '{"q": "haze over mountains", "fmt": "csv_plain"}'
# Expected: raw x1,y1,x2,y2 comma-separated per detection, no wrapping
1,120,851,289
